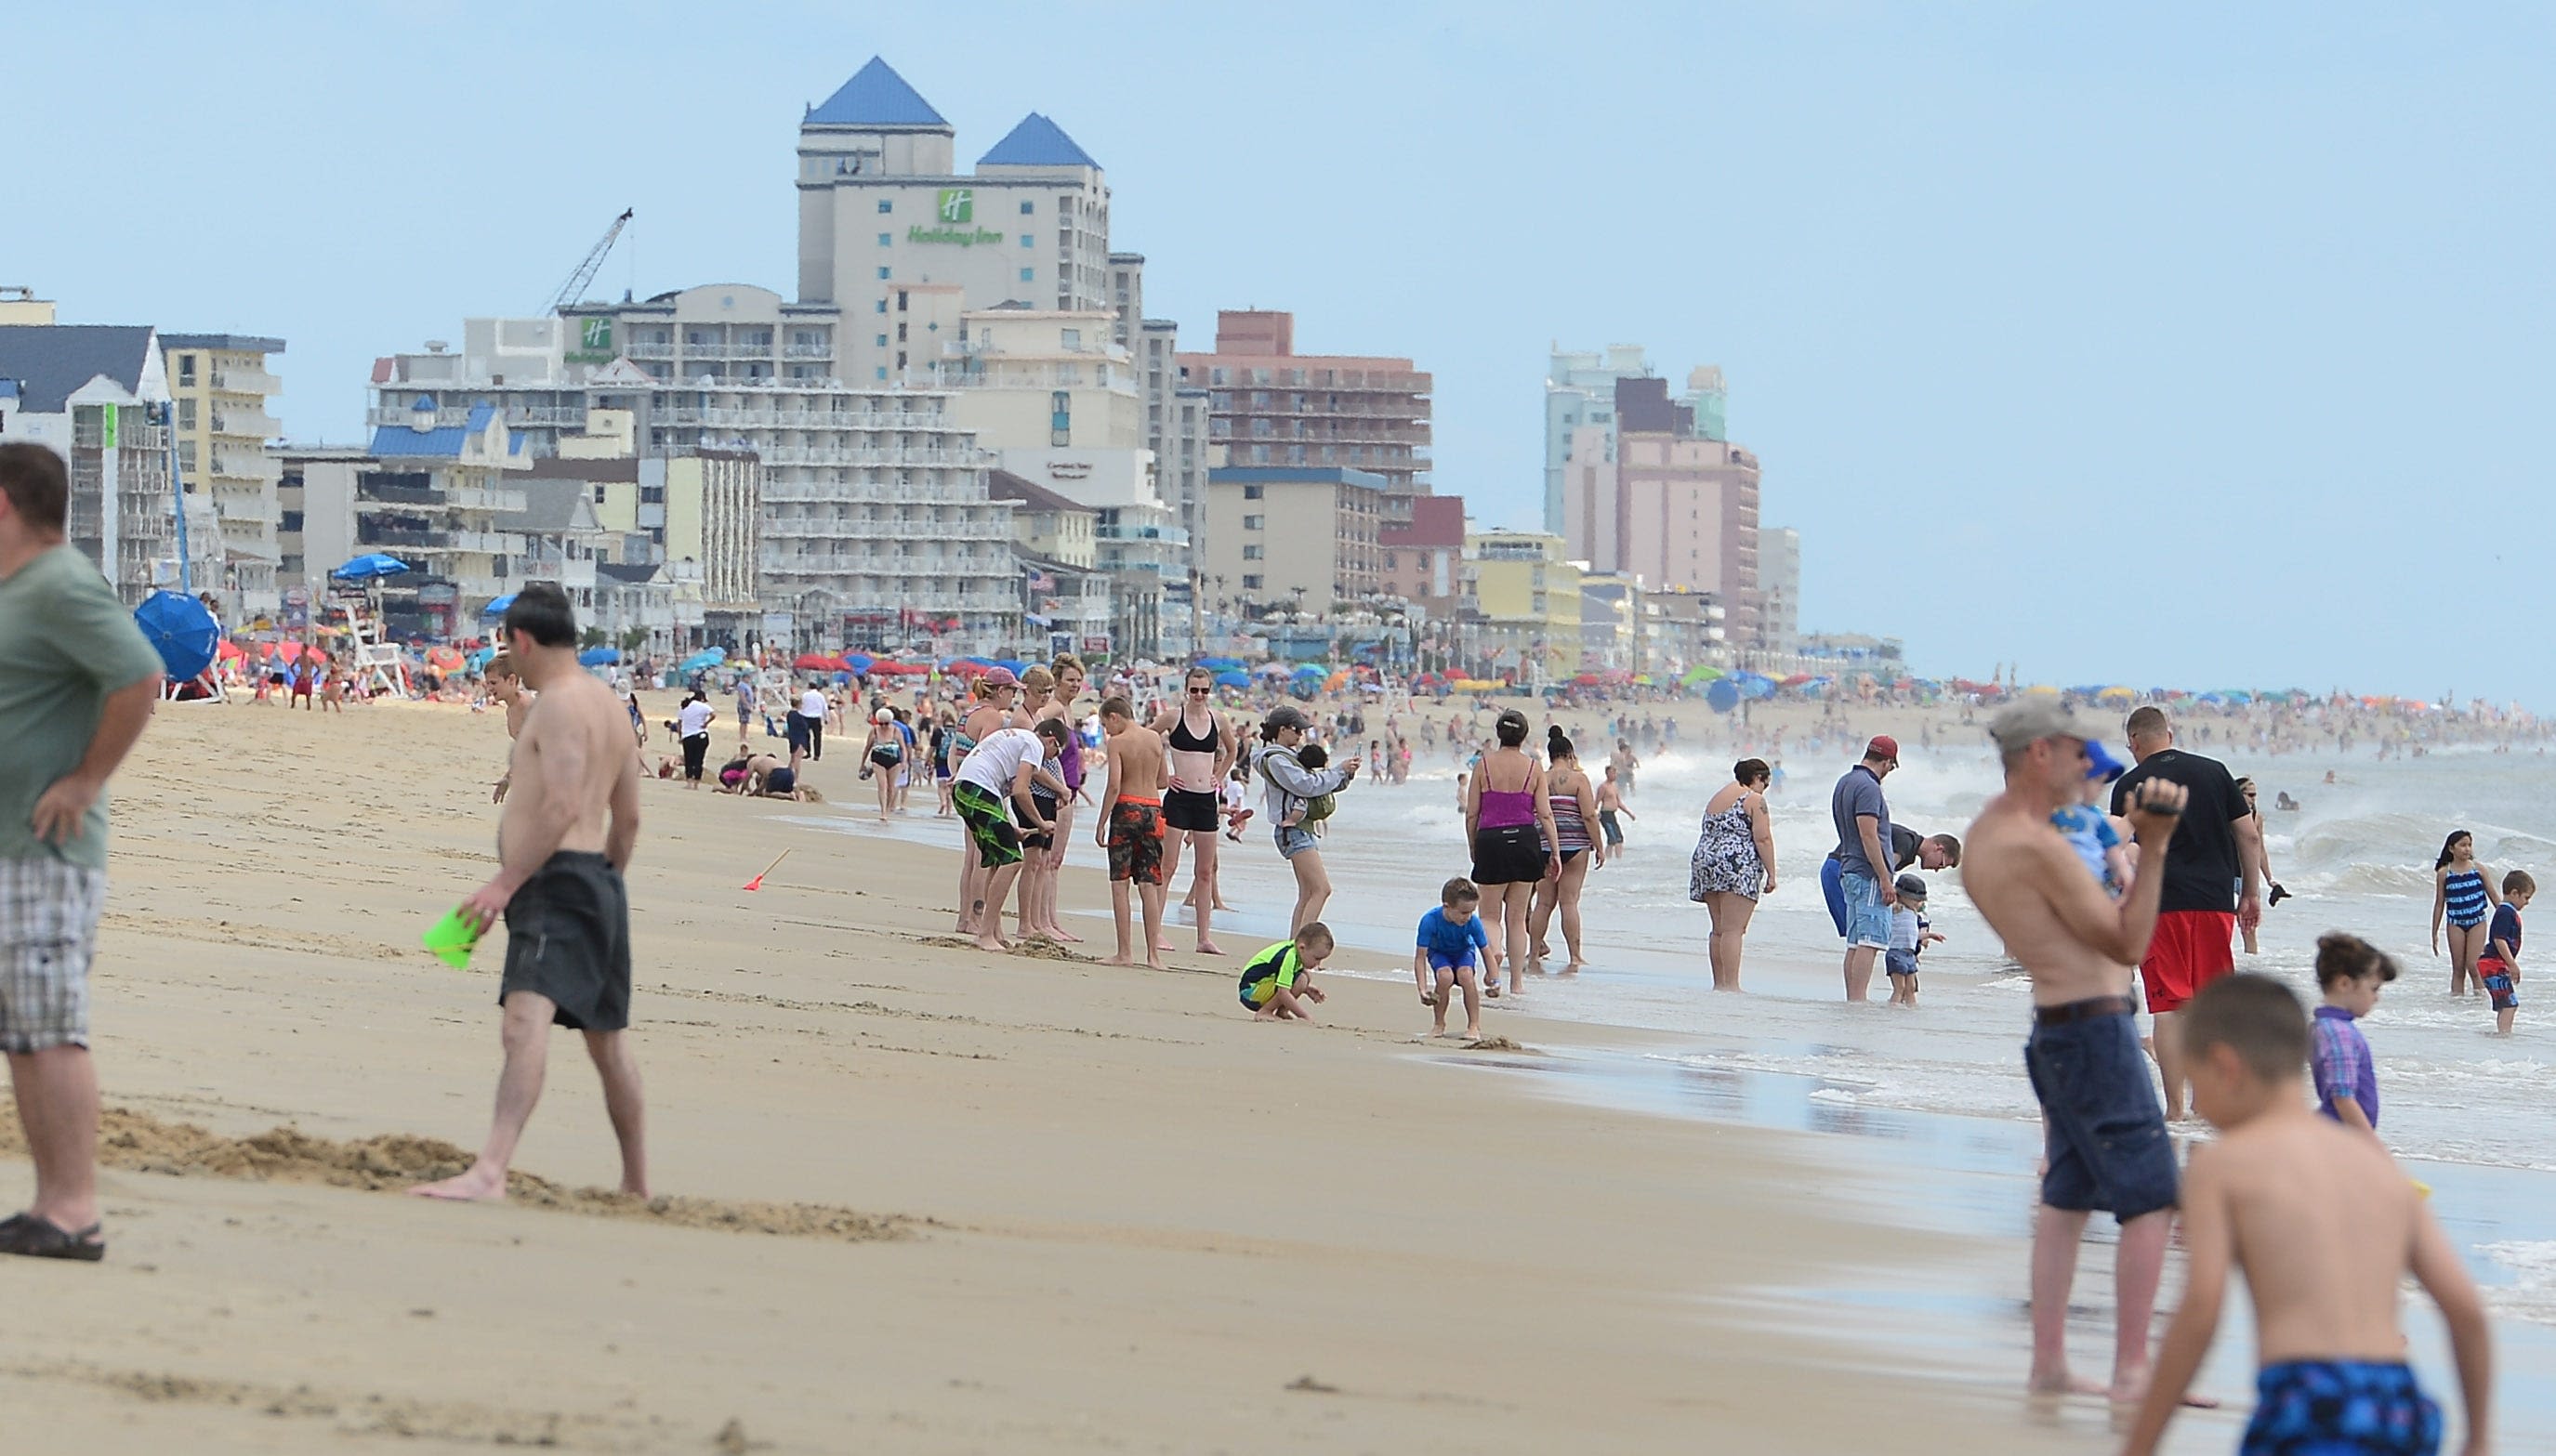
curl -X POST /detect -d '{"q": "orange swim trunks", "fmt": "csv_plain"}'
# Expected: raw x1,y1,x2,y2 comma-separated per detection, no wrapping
1108,796,1166,885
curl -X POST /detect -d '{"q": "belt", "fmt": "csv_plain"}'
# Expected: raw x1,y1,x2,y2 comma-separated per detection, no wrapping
2033,994,2135,1026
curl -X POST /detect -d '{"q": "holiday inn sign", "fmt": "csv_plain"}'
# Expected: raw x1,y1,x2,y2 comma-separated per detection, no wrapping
907,188,1006,245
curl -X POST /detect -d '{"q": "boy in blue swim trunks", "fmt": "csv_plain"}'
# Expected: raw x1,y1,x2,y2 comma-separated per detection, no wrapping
2123,975,2492,1456
1413,877,1489,1039
1239,923,1332,1022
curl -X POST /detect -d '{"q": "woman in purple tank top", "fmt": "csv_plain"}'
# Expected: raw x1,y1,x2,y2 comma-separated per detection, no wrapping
1465,709,1561,998
1026,655,1089,943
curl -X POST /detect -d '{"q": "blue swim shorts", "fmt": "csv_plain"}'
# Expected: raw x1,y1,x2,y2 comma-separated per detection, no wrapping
2243,1360,2440,1456
2481,964,2518,1013
1839,870,1891,950
1275,825,1320,860
1885,948,1918,978
1426,950,1476,974
2023,1007,2178,1222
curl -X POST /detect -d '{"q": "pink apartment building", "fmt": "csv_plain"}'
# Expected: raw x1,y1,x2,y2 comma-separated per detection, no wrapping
1563,376,1760,644
1177,310,1432,523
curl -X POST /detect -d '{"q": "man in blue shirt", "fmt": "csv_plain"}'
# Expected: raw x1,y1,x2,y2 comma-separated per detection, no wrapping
1830,736,1900,1002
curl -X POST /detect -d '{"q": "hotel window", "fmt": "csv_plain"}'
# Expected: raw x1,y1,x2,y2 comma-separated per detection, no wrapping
1019,200,1034,215
177,355,197,387
1242,574,1262,590
1021,235,1034,248
1243,485,1263,500
876,367,888,381
876,334,889,347
876,199,893,214
1061,328,1080,349
876,267,891,280
178,399,197,429
1251,446,1271,464
1019,267,1035,282
1243,515,1264,531
876,299,888,313
1242,544,1262,560
876,232,891,246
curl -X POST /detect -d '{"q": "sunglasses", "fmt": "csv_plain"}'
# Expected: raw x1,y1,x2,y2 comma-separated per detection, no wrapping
1189,687,1211,694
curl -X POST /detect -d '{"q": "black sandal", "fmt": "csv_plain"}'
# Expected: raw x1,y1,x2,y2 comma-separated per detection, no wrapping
0,1212,106,1261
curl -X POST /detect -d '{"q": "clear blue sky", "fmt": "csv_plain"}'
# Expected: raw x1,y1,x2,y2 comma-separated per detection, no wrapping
14,4,2553,704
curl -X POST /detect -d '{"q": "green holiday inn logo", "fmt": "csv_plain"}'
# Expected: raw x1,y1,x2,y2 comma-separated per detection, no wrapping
910,189,1003,246
581,318,613,350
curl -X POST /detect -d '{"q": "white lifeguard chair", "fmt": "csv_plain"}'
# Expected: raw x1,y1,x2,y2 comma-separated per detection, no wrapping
326,596,411,699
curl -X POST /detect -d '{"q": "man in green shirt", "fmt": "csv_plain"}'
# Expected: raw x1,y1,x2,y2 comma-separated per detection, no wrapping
0,442,165,1262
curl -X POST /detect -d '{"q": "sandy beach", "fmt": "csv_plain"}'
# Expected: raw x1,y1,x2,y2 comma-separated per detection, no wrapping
0,689,2173,1454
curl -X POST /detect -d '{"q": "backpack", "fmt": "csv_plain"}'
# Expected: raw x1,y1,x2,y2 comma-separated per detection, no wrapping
1258,746,1337,825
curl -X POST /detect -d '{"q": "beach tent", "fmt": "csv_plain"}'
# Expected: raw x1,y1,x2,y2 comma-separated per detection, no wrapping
134,590,220,684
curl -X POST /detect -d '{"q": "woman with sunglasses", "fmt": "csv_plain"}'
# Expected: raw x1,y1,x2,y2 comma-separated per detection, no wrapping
1153,665,1238,953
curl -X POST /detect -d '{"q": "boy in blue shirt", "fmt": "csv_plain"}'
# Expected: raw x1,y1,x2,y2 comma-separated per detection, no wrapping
1413,877,1490,1039
2481,870,2529,1037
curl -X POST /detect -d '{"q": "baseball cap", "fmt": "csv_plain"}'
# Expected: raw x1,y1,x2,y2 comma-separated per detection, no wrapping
2084,741,2128,782
1893,873,1930,900
1865,735,1900,765
1262,703,1311,735
1988,699,2091,755
982,666,1019,689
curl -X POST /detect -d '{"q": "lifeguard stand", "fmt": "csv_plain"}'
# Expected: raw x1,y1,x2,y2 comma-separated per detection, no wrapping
326,595,411,699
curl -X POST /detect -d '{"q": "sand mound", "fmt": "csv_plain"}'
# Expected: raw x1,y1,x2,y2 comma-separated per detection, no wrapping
1460,1036,1526,1052
0,1100,910,1243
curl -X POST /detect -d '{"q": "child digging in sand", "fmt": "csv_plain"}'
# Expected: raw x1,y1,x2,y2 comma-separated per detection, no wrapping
1414,877,1490,1039
1239,923,1332,1022
2121,973,2493,1456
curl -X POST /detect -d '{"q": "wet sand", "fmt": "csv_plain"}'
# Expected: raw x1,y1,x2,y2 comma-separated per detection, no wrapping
6,693,2157,1452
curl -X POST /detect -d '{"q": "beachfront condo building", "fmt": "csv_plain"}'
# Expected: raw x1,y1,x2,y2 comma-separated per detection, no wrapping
1557,366,1762,647
1135,319,1216,566
0,316,204,604
286,402,530,641
163,334,285,617
368,303,1017,653
1378,494,1468,624
1202,466,1386,623
794,58,1115,387
1464,531,1585,680
1545,345,1732,538
1178,311,1433,524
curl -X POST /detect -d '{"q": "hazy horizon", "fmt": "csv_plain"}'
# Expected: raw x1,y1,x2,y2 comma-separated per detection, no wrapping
11,3,2551,706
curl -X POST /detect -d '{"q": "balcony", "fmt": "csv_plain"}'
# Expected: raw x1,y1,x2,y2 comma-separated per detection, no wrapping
358,528,518,555
211,410,283,439
784,343,834,359
210,367,283,396
626,340,674,359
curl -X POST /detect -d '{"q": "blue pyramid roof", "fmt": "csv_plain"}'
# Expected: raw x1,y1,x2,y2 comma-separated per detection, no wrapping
978,112,1098,168
806,57,947,127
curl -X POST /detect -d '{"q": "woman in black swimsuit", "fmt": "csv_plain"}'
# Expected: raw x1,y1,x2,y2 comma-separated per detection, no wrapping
1152,666,1233,953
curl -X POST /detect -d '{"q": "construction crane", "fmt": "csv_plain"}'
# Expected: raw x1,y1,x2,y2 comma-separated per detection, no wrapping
546,208,633,314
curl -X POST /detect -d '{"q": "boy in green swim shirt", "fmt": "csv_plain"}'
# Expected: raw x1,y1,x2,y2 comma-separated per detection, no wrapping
1239,923,1333,1021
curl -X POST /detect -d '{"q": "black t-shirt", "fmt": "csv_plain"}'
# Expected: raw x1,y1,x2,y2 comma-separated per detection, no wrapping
1825,823,1922,871
2111,748,2248,913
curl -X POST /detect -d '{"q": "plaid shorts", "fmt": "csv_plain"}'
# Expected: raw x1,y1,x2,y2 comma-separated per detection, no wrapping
0,856,108,1053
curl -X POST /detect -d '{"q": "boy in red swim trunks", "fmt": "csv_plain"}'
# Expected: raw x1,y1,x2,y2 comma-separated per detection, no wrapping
2480,870,2530,1036
1094,696,1170,970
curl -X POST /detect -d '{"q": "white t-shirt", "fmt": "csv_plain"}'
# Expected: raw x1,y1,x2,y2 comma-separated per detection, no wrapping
955,727,1042,796
678,701,715,738
799,689,825,719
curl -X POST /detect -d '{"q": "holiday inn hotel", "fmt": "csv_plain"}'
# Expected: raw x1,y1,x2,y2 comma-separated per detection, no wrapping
795,58,1117,386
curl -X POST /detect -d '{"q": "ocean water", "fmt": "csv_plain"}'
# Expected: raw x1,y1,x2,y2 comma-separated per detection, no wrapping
1228,740,2556,1333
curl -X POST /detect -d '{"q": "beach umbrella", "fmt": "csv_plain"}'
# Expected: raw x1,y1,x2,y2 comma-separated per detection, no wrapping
1215,670,1250,689
467,646,498,671
994,659,1029,676
329,553,411,581
841,652,875,674
133,591,220,681
578,647,620,667
1680,664,1723,687
1706,678,1743,714
678,649,725,674
2099,686,2136,702
792,652,837,671
480,593,517,619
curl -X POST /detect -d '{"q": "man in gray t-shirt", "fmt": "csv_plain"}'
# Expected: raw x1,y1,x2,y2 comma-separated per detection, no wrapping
0,443,165,1262
1829,736,1902,1002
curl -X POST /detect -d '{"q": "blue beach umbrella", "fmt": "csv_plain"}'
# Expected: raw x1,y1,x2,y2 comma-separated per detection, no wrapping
133,590,219,681
1215,670,1249,689
578,647,621,667
1706,678,1743,715
330,553,411,581
481,593,518,619
678,649,725,674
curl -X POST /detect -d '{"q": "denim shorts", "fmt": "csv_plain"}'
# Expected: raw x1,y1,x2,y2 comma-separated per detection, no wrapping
1839,870,1891,949
2023,1007,2178,1222
1276,825,1320,859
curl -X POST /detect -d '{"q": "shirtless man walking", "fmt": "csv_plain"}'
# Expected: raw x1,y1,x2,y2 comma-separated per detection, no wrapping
1152,666,1235,954
1095,696,1171,969
1962,699,2188,1404
414,584,646,1202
